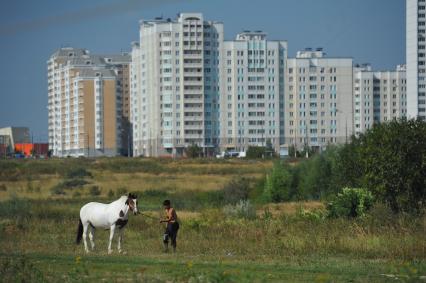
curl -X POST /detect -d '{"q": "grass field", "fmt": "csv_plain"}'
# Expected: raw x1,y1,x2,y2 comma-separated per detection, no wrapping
0,158,425,282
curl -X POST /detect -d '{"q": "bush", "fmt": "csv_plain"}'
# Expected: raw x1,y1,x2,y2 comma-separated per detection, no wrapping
327,188,374,218
62,179,89,188
246,146,267,159
223,200,256,220
263,162,294,202
66,167,92,179
356,118,426,213
50,178,89,195
89,186,101,196
0,184,7,192
186,144,203,158
222,177,250,204
50,185,66,195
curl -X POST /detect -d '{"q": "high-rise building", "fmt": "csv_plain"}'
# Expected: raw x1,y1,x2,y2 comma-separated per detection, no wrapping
407,0,426,120
219,31,287,153
285,49,354,152
47,48,131,157
353,64,407,136
131,13,223,157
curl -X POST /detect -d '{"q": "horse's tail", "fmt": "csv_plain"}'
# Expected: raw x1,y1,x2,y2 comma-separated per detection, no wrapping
76,219,83,244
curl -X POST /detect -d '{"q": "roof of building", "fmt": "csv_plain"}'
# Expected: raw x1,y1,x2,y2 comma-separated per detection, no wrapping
50,47,89,58
76,68,116,79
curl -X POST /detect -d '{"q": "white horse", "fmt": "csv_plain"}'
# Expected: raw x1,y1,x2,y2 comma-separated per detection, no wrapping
76,193,139,254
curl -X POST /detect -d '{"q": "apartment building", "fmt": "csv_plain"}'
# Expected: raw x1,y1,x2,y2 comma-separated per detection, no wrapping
285,49,354,151
353,64,407,136
130,13,223,157
219,31,287,153
407,0,426,120
47,48,131,157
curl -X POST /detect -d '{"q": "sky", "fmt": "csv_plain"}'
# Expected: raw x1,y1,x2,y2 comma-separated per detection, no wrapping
0,0,405,141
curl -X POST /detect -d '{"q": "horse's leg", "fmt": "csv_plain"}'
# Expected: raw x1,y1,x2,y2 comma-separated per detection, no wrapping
88,226,95,251
118,228,124,253
82,223,89,253
108,224,116,254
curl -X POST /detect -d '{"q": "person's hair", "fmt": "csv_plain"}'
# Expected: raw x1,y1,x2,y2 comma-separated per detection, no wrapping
163,200,171,206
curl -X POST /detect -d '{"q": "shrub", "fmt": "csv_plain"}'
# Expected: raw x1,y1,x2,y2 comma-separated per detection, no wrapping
107,189,114,198
50,178,89,195
356,118,426,213
0,184,7,192
295,207,326,221
50,185,66,195
222,177,250,204
223,200,256,220
263,162,294,202
186,144,203,158
62,179,89,188
246,146,267,159
327,188,374,218
89,186,101,196
66,167,92,179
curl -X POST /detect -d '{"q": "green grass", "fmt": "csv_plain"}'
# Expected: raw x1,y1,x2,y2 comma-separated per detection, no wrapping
1,252,424,282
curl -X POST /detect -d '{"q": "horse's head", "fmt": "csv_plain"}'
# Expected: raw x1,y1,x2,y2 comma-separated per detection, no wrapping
125,193,139,215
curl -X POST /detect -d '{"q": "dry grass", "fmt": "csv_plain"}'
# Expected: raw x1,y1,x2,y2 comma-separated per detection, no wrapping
262,201,325,216
0,158,271,200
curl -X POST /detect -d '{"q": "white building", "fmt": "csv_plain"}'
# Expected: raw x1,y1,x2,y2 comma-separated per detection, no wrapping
285,49,354,152
353,64,407,136
407,0,426,120
131,13,223,157
219,31,287,153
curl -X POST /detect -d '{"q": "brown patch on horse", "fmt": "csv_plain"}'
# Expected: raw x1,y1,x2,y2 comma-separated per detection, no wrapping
127,199,135,211
119,210,124,218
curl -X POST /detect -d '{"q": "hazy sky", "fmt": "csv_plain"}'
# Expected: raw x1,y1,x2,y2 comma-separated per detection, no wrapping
0,0,405,140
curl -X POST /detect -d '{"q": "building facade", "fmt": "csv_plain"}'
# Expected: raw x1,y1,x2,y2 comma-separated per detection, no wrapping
219,32,287,153
285,49,354,152
131,13,223,157
47,48,131,157
407,0,426,120
353,64,407,136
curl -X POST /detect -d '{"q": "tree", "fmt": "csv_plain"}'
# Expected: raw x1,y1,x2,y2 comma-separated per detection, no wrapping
263,162,293,202
185,144,203,158
357,118,426,213
246,146,266,159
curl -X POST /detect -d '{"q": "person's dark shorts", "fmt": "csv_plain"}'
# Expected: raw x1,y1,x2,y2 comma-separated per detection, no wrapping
164,222,179,244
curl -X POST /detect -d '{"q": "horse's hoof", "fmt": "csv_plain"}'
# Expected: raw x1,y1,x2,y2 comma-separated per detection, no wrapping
108,250,113,254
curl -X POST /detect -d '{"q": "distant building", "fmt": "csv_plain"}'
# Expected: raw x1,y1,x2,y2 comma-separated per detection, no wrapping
220,31,287,153
285,49,354,151
353,64,407,136
407,0,426,120
47,48,131,157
